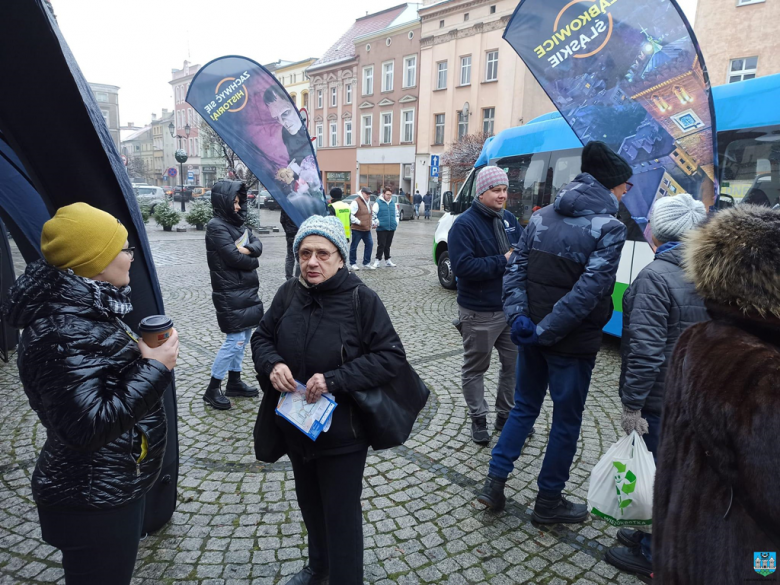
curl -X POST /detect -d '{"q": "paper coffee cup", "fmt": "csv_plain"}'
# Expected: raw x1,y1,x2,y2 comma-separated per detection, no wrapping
138,315,174,348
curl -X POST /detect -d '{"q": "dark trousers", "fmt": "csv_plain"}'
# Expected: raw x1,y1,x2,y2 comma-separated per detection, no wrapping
285,234,296,279
489,345,596,496
288,447,367,585
349,230,373,266
38,496,145,585
639,411,661,562
375,230,395,260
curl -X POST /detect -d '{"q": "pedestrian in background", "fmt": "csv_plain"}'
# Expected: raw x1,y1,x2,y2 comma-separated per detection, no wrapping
448,166,522,444
252,216,406,585
653,205,780,584
413,190,422,219
3,203,179,585
203,180,263,410
372,187,399,268
349,187,377,271
605,193,708,578
479,141,630,523
280,208,298,280
423,191,432,219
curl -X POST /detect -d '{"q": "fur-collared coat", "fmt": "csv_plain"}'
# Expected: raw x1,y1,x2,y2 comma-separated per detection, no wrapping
653,205,780,584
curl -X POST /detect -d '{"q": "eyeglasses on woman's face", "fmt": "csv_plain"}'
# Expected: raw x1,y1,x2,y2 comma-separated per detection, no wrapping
299,247,337,262
121,247,135,259
625,182,634,193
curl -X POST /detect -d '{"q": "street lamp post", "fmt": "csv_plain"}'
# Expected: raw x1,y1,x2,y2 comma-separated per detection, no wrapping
169,122,191,212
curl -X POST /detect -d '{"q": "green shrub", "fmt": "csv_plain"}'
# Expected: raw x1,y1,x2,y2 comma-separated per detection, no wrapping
153,203,181,230
139,203,152,224
185,201,213,228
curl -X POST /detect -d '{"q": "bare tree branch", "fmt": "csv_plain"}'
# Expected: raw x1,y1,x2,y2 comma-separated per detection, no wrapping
442,131,491,185
200,121,260,190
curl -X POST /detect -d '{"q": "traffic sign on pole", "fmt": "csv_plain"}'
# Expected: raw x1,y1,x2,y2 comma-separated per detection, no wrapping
430,155,440,178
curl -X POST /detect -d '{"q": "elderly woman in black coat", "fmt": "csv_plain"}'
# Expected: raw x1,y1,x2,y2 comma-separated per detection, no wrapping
3,203,179,585
252,215,406,585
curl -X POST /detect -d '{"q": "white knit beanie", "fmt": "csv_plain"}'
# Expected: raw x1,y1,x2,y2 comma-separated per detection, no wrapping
651,194,707,243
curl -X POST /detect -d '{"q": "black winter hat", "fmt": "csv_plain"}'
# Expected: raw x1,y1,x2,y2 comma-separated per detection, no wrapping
581,141,633,190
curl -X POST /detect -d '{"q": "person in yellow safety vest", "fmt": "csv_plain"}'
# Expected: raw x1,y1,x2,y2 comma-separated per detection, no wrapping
328,187,351,240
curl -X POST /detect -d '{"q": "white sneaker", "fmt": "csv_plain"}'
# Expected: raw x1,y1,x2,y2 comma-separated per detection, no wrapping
371,259,381,268
351,264,360,271
385,259,397,267
364,263,376,270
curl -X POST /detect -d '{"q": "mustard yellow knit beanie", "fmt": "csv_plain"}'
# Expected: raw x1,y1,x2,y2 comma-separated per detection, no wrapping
41,203,128,278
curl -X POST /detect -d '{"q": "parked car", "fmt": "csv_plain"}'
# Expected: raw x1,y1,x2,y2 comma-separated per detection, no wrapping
163,186,174,196
343,194,377,205
257,189,270,208
191,186,207,198
172,185,193,202
264,194,279,210
392,195,414,221
133,185,166,213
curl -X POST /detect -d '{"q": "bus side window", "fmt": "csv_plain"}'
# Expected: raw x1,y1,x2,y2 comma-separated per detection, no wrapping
549,149,583,201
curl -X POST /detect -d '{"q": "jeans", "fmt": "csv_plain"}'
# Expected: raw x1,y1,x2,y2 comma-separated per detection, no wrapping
288,447,368,584
489,345,595,496
639,411,661,562
285,235,296,280
459,306,516,420
349,230,373,266
38,496,145,585
211,329,252,379
414,203,420,218
375,230,395,260
424,205,431,219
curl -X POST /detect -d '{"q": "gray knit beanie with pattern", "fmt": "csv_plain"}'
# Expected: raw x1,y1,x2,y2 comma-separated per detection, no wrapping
651,193,707,243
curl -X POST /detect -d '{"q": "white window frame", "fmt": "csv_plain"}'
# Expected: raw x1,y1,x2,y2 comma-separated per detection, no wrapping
403,55,417,88
363,66,374,96
361,114,373,145
434,114,445,145
382,61,394,92
728,56,758,83
345,83,353,104
401,109,415,143
317,90,323,108
100,109,110,125
316,123,324,148
482,107,495,136
95,92,109,103
436,61,448,90
485,51,499,82
381,112,393,144
344,120,353,146
457,110,468,141
331,87,337,107
737,0,765,5
330,122,338,147
460,56,472,86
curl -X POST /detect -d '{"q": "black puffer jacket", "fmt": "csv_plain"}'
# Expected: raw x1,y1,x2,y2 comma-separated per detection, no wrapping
619,243,707,416
3,260,172,509
251,268,406,459
206,180,264,333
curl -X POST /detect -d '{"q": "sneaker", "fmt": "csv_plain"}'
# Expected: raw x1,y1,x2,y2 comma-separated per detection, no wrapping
350,264,360,271
476,476,506,512
494,414,509,432
605,546,653,578
532,493,588,524
371,259,381,268
385,259,397,267
617,528,646,549
471,416,490,445
364,263,376,270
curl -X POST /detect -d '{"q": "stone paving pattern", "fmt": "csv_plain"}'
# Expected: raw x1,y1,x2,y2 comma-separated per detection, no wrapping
0,211,644,584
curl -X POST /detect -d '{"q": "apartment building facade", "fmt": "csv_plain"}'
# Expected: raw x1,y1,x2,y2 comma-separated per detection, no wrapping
273,58,317,114
89,83,121,150
170,61,203,185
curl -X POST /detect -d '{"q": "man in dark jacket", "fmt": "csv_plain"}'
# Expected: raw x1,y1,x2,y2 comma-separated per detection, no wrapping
422,191,433,219
413,190,422,218
606,193,707,577
280,207,299,280
478,141,630,523
204,180,264,410
449,166,522,444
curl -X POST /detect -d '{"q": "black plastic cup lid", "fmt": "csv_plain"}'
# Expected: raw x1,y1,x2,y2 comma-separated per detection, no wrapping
138,315,174,333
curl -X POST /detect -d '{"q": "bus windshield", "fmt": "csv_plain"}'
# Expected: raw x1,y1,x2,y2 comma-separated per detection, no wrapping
719,125,780,207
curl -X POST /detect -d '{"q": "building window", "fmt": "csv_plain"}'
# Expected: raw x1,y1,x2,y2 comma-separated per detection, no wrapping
363,66,374,95
100,109,110,125
95,92,109,103
437,61,448,90
460,56,472,86
458,110,468,140
486,51,499,82
737,0,765,5
331,87,337,107
345,83,352,104
464,13,469,21
316,124,324,148
403,55,417,88
317,90,323,108
490,5,496,13
401,110,415,143
439,19,445,28
381,112,393,144
303,92,309,109
382,61,394,92
729,56,758,83
434,114,445,145
362,115,373,145
482,107,495,136
330,122,338,147
345,120,353,146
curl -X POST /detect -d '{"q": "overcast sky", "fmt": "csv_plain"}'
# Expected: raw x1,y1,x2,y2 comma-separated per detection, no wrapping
53,0,699,127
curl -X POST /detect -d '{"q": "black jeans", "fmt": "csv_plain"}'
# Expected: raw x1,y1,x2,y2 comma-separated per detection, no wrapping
375,230,395,260
285,235,296,280
38,496,145,585
288,447,368,585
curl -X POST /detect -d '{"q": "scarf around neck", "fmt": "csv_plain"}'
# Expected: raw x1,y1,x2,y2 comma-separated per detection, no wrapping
85,278,134,317
474,199,512,254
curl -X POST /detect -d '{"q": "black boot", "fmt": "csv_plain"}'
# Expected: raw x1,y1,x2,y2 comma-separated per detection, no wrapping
605,546,653,578
616,527,646,548
471,416,490,445
476,475,506,511
203,377,232,410
532,493,588,524
284,566,329,585
225,371,259,397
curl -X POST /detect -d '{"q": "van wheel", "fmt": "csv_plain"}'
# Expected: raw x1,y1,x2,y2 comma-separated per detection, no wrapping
438,251,456,290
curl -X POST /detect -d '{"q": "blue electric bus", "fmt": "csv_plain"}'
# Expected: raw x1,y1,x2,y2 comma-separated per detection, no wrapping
434,73,780,335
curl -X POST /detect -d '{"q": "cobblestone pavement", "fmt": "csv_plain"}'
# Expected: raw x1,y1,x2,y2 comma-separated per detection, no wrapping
0,211,645,585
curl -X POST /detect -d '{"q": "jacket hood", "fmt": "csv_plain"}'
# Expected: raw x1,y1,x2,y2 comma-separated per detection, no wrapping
554,173,619,218
684,205,780,317
211,180,247,226
655,242,683,266
3,260,107,329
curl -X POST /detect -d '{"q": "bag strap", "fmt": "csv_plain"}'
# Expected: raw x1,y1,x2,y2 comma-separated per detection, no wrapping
352,286,367,353
283,280,297,312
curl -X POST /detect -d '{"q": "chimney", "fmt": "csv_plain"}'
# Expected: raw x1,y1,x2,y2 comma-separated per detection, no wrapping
162,108,169,116
151,113,157,121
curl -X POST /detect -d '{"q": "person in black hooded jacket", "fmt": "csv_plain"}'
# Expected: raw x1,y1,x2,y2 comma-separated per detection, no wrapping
204,180,264,410
252,215,406,585
3,203,179,585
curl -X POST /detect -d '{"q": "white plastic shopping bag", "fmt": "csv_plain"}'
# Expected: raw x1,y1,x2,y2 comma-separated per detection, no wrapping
587,431,655,527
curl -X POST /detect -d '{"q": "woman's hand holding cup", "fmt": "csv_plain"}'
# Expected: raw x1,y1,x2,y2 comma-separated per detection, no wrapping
139,329,179,371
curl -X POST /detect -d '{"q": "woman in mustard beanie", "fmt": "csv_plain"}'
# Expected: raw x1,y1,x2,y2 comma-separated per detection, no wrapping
3,203,180,585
